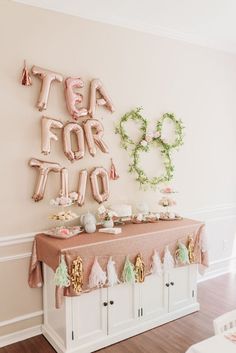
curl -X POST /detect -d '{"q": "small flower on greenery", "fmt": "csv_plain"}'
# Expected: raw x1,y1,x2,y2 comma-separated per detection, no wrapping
153,131,161,138
145,133,153,142
141,140,148,147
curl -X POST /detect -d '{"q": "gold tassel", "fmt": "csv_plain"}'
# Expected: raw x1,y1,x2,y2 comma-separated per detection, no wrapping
187,236,195,264
134,253,145,283
70,256,83,293
21,60,32,86
110,158,119,180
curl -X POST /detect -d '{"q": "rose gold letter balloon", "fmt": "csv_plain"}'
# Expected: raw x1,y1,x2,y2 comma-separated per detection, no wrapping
89,78,115,118
29,158,61,202
65,77,88,120
77,169,88,206
63,122,85,162
60,167,69,198
41,116,63,155
83,119,109,157
90,167,110,204
32,66,63,111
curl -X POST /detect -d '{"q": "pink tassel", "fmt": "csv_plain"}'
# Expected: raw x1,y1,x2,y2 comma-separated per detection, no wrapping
110,159,119,180
21,60,32,86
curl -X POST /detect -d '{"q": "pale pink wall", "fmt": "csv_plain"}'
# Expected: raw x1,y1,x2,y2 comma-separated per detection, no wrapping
1,0,236,235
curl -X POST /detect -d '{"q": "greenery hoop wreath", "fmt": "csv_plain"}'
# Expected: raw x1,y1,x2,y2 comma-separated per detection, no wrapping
115,107,185,190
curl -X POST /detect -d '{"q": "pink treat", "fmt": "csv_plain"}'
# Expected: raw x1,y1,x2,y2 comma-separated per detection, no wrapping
60,228,70,235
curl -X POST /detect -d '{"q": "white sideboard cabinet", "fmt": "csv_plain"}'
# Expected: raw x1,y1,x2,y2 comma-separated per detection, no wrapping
42,263,199,353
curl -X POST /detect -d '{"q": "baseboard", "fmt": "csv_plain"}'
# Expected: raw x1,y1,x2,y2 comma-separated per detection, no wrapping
0,325,42,348
198,256,236,282
0,311,43,328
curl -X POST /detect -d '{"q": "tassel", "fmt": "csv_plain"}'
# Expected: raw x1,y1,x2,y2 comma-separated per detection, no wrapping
134,253,145,283
21,60,32,86
107,257,120,287
187,236,195,264
175,241,190,265
70,256,83,293
110,158,119,180
54,255,70,288
163,246,175,273
122,256,135,284
89,257,107,289
151,250,163,276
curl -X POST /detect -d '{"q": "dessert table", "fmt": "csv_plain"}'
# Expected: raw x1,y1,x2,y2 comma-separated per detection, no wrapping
186,330,236,353
28,218,209,353
29,218,208,308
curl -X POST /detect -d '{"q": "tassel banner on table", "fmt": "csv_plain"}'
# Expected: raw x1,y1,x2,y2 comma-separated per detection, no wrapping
163,246,175,273
187,236,195,264
109,158,119,180
89,257,107,289
134,253,145,283
122,256,135,284
151,250,163,276
70,256,84,293
54,255,70,288
107,257,120,287
175,241,190,265
21,60,32,86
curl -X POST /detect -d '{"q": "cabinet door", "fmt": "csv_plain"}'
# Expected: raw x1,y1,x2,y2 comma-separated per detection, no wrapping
71,288,107,346
168,264,197,312
139,274,168,321
107,283,139,334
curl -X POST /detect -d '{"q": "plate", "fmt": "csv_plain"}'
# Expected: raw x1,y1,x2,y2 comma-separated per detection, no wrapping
43,226,83,239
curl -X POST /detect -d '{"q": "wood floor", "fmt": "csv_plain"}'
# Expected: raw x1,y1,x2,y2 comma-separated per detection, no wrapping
1,273,236,353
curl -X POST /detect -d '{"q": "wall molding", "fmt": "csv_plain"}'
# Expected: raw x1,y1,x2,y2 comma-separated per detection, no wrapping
0,310,43,328
0,325,42,348
0,232,36,247
0,252,32,263
183,202,236,221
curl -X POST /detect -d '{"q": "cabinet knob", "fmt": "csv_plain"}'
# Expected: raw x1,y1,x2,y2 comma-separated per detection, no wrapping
109,300,114,305
165,283,170,287
170,282,174,286
103,302,108,306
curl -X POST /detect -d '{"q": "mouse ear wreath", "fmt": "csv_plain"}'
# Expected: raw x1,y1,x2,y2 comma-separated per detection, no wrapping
115,107,148,150
115,108,185,190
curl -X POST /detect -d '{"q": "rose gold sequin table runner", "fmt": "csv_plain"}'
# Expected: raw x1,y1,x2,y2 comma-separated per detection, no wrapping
29,219,208,307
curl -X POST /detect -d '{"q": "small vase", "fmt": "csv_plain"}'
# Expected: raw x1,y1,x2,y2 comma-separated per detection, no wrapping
84,222,97,234
103,219,114,228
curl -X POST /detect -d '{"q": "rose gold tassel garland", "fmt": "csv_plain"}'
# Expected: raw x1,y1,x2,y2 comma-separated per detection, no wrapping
110,158,119,180
70,256,83,293
134,253,145,283
21,60,32,86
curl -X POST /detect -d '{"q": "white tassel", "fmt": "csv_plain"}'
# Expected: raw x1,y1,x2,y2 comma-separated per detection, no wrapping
163,246,175,273
107,257,120,287
151,250,163,276
89,257,107,289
